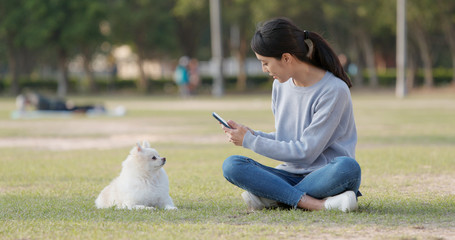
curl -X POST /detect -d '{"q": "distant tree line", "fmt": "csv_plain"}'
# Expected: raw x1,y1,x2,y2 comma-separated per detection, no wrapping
0,0,454,96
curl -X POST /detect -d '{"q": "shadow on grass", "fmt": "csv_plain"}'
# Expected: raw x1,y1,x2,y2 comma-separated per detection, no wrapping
356,196,455,227
1,194,454,227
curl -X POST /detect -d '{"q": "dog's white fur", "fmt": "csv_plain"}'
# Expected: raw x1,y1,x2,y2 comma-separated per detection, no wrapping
95,141,177,210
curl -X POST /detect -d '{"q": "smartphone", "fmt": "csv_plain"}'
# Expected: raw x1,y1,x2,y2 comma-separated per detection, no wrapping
212,112,232,129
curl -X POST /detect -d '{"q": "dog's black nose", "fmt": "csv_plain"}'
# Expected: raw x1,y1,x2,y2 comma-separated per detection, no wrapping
162,157,166,161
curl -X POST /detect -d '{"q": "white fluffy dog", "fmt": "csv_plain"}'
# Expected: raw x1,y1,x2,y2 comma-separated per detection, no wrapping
95,141,177,210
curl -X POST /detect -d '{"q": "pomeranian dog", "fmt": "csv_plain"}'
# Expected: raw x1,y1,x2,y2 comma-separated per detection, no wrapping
95,141,177,210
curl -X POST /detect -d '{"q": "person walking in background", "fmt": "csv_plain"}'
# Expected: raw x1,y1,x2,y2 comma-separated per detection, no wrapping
220,17,361,212
173,56,190,97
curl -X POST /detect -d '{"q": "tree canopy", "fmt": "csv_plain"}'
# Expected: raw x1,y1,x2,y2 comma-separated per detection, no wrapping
0,0,454,95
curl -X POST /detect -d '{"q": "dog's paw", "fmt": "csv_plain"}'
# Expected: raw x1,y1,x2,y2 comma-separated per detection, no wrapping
164,206,178,210
129,205,156,211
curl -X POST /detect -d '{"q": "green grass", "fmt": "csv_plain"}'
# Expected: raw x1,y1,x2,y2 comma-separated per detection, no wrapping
1,91,455,239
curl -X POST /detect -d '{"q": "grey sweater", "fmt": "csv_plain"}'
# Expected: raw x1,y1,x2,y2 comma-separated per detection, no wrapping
242,72,357,174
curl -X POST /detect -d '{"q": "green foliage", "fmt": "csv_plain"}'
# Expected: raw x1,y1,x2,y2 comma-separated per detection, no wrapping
0,0,29,48
173,0,206,16
1,69,453,95
0,0,455,95
107,0,179,58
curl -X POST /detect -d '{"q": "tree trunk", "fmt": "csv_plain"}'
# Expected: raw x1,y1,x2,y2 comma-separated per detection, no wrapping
451,49,455,88
81,49,96,93
441,16,455,87
437,0,455,87
411,23,433,88
349,37,363,87
358,30,378,87
406,49,416,90
56,49,69,98
6,39,19,95
236,37,247,91
136,50,148,93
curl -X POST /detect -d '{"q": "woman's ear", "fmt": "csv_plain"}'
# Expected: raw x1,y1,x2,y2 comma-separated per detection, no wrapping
282,53,292,63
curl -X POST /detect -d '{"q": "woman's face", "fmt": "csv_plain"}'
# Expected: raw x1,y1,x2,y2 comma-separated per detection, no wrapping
255,53,290,83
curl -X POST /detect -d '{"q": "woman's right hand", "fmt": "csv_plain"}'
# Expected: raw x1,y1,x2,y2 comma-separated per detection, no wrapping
222,120,253,146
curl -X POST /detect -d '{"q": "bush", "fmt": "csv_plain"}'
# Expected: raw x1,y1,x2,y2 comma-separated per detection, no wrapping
362,69,453,87
0,69,453,95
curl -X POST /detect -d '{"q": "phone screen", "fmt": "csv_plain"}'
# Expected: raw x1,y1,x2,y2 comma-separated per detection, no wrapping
212,112,232,129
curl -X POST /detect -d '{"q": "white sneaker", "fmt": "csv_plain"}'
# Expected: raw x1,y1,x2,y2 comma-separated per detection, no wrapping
241,191,278,211
324,191,358,212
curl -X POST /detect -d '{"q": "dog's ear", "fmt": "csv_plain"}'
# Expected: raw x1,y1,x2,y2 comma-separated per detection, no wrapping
136,142,143,152
142,140,150,148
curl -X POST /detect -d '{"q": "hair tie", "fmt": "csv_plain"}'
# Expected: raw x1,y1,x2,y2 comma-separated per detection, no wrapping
303,31,313,58
304,30,310,40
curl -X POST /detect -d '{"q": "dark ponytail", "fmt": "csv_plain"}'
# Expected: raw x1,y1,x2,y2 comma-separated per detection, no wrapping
251,17,352,88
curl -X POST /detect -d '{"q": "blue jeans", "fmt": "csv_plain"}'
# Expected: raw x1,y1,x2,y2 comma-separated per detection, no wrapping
222,155,361,208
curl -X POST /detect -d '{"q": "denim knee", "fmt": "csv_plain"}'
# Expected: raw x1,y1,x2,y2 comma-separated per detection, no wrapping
334,156,362,195
334,156,361,176
222,155,246,181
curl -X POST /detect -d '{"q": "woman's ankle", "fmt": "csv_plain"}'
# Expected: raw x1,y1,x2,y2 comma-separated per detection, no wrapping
296,194,325,211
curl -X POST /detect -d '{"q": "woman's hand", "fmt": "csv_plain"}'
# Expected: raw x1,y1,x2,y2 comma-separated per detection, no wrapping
222,120,253,146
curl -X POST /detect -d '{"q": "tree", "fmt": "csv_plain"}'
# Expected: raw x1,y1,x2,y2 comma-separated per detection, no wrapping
321,0,394,88
173,0,209,58
408,0,436,88
224,0,325,91
107,0,178,93
437,0,455,86
223,0,256,91
67,0,107,93
0,0,28,95
22,0,108,97
23,0,69,97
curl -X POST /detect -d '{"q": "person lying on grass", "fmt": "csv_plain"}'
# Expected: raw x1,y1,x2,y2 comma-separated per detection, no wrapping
220,17,361,212
16,91,105,113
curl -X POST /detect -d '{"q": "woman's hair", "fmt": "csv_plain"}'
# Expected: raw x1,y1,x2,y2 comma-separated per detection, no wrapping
251,17,352,88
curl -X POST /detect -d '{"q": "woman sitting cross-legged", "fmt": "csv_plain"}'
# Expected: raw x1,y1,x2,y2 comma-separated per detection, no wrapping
220,17,361,212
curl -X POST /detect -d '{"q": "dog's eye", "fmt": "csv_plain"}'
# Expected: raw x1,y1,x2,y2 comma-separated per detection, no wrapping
152,156,157,160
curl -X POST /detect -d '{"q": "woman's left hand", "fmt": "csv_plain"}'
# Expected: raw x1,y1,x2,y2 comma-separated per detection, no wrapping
222,120,253,146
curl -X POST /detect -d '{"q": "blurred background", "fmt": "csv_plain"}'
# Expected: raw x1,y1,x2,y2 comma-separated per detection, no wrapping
0,0,454,97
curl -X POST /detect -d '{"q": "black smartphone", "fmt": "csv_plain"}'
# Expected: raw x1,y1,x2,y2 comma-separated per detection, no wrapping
212,112,232,129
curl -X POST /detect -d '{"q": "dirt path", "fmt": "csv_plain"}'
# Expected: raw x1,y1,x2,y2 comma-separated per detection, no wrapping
0,134,226,150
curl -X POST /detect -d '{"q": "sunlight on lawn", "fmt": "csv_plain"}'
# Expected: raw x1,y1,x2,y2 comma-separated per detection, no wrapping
0,91,454,239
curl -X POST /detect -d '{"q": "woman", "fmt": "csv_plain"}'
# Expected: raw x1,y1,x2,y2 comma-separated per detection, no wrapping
221,17,361,212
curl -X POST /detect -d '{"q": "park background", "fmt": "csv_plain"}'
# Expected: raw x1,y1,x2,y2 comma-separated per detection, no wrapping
0,0,455,96
0,0,454,239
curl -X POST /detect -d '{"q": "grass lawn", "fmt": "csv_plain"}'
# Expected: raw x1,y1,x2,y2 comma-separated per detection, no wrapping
0,89,454,239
